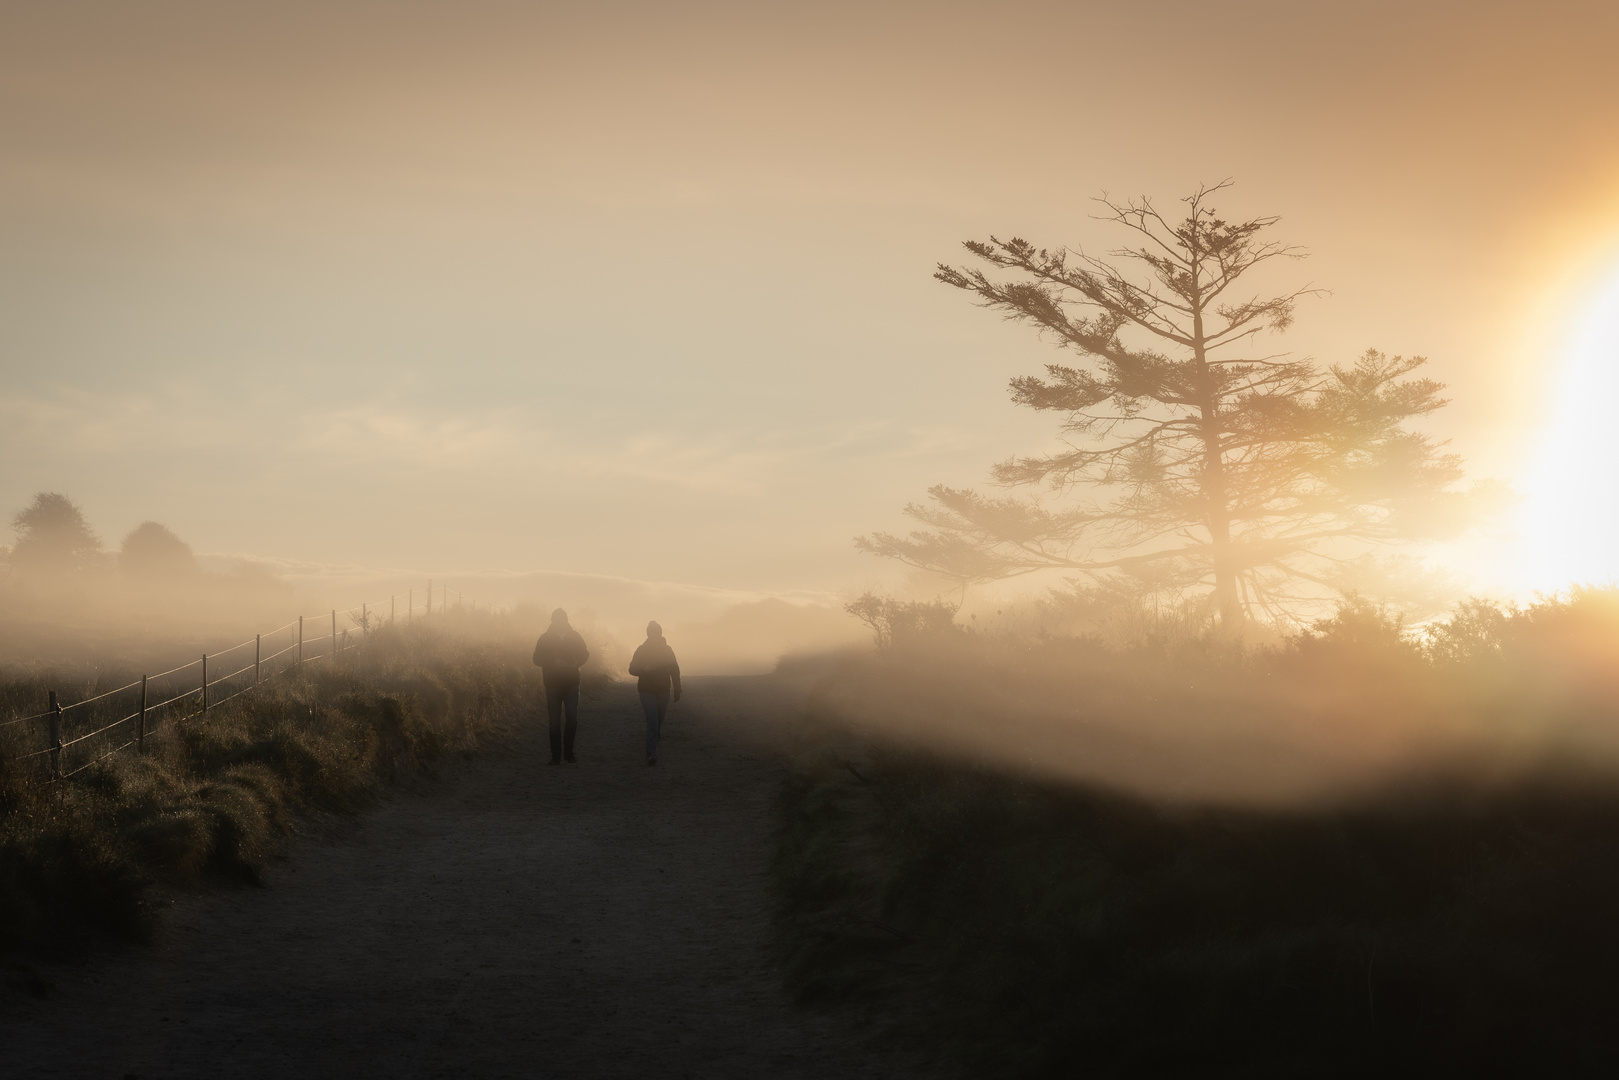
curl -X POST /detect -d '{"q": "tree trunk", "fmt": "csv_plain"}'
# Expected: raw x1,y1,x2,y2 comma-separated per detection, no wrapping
1189,278,1243,630
1208,520,1243,629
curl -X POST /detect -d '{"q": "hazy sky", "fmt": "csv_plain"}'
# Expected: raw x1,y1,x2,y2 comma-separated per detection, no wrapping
4,0,1619,602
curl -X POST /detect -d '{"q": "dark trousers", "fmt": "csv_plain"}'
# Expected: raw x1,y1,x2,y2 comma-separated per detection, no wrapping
546,685,580,760
640,691,669,757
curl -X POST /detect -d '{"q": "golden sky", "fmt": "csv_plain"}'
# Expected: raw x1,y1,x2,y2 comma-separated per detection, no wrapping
4,0,1619,602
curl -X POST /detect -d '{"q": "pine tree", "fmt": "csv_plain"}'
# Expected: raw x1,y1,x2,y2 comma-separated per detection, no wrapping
858,184,1482,625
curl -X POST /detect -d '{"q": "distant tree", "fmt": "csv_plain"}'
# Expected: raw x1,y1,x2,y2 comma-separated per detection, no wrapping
858,183,1486,626
8,492,102,574
119,521,199,580
845,592,960,648
1425,596,1512,667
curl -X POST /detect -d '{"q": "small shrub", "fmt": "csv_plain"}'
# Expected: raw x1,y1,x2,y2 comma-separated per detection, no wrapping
845,592,962,649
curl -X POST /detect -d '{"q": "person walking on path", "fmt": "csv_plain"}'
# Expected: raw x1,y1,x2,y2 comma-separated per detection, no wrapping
628,621,681,766
533,608,590,765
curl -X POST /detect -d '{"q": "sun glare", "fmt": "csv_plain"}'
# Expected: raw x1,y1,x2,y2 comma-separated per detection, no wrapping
1523,262,1619,591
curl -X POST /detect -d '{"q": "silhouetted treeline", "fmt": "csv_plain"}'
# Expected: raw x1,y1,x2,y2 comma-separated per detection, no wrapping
2,491,267,587
0,492,294,669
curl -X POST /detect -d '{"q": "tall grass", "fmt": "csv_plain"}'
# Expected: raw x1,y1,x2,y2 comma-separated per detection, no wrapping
0,622,535,966
773,588,1619,1076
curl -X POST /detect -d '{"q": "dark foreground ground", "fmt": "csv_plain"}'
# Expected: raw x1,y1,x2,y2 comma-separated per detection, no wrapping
0,675,910,1080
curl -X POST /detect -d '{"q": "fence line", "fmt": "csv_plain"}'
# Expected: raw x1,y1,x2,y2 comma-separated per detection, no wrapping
146,656,206,682
1,581,499,783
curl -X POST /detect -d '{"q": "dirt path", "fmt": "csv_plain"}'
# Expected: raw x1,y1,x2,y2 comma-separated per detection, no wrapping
1,676,906,1080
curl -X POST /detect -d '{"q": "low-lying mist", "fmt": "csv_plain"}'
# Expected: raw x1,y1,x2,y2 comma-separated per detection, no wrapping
0,491,864,682
794,588,1619,808
0,563,861,697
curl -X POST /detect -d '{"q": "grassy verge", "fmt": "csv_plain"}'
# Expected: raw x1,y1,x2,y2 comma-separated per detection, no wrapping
773,594,1619,1077
0,622,536,980
776,723,1619,1077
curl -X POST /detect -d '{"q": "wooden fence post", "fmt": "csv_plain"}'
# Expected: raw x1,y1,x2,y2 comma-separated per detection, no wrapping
138,675,147,753
362,603,367,635
390,594,395,624
331,610,337,662
201,654,208,716
48,691,61,780
342,628,349,656
298,616,304,665
255,634,261,687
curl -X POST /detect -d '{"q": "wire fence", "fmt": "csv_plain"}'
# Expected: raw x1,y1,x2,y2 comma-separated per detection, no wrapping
0,580,497,784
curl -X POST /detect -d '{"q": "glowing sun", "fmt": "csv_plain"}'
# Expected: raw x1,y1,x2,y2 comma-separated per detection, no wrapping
1523,265,1619,590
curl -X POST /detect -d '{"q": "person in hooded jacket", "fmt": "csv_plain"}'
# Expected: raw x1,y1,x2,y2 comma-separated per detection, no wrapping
532,608,590,765
627,621,681,765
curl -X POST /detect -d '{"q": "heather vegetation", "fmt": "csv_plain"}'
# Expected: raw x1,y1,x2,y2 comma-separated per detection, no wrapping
774,588,1619,1076
0,621,537,978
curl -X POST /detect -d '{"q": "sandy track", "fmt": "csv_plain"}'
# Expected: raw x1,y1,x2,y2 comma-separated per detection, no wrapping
1,675,904,1080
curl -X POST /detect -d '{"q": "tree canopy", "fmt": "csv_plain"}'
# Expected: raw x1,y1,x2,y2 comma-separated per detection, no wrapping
119,521,199,579
9,492,102,574
858,184,1484,625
